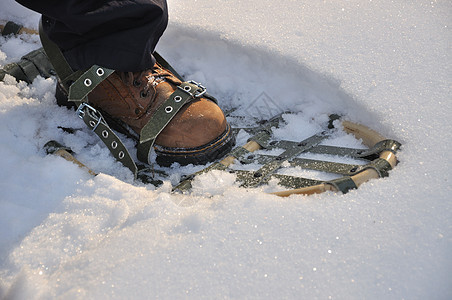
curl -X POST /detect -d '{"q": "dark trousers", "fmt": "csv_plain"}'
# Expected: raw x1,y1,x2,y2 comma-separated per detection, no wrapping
15,0,168,72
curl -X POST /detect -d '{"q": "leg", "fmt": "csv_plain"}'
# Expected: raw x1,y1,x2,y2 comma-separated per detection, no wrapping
15,0,168,72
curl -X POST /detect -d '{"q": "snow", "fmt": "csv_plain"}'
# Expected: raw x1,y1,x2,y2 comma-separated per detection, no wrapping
0,0,451,299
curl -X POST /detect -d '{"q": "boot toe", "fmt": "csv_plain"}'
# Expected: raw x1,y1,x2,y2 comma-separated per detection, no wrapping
155,98,227,148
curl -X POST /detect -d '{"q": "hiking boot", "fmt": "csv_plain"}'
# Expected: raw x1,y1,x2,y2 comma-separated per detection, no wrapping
83,62,235,166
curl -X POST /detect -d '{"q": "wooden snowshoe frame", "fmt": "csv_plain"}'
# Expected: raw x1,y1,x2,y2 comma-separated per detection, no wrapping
271,120,399,196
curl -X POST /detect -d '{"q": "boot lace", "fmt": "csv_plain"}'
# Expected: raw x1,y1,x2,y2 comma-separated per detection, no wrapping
119,65,177,98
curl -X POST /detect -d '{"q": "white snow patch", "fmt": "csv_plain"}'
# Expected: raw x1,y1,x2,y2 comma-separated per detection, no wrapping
0,0,450,299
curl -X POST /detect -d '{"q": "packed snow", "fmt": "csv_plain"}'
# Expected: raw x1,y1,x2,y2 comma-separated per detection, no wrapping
0,0,451,299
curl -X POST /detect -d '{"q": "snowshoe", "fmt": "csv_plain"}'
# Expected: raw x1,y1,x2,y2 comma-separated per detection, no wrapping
1,20,402,197
45,112,401,198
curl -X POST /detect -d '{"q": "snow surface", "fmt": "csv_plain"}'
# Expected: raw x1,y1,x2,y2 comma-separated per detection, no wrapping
0,0,451,299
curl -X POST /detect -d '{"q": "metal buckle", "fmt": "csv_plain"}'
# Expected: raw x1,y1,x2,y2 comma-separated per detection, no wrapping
77,102,95,119
178,80,207,98
76,102,104,131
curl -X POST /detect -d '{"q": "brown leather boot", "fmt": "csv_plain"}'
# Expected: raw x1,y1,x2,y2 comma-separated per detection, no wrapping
85,62,235,166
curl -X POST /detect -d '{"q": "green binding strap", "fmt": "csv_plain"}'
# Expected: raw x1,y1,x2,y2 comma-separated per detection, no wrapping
0,48,55,83
1,21,23,36
242,131,330,188
39,17,139,177
68,66,114,105
137,81,207,164
76,102,138,176
68,66,138,176
326,177,358,194
38,19,77,90
353,157,393,178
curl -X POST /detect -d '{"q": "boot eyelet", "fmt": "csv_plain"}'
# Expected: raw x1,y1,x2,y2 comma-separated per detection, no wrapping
165,106,173,113
183,85,192,92
140,91,148,98
96,68,105,76
174,95,182,102
133,80,142,87
84,78,92,87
